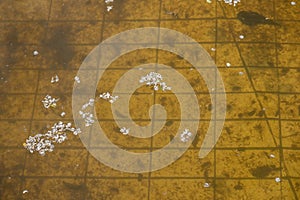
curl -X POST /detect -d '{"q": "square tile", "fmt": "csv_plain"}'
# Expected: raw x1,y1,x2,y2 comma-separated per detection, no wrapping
278,44,300,68
256,93,279,118
217,19,275,42
239,43,276,67
217,0,274,18
281,178,300,199
280,94,300,120
225,93,263,119
0,94,35,119
23,178,87,200
216,43,244,67
281,121,300,148
102,21,158,42
157,50,194,69
89,120,151,149
149,179,213,200
0,0,51,20
0,149,26,176
218,68,253,92
160,20,216,43
216,149,281,178
276,0,300,20
277,21,300,43
0,176,23,200
24,149,87,176
151,149,214,178
248,67,278,92
50,0,105,20
105,0,160,20
161,0,215,19
0,22,47,45
282,150,300,177
87,153,148,178
46,22,102,45
33,94,72,120
215,179,281,200
38,69,98,94
0,70,38,93
217,120,279,148
280,68,300,93
86,178,148,200
0,121,30,148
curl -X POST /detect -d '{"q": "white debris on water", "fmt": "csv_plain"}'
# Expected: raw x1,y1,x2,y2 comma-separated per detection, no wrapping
223,0,241,6
139,72,171,92
79,98,95,127
180,129,192,143
42,95,59,109
51,75,59,83
23,121,81,156
120,127,130,135
33,50,39,56
99,92,119,103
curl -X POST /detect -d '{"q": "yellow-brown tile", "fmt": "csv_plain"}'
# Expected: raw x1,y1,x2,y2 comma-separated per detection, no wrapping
160,20,216,43
280,68,300,93
0,0,51,20
277,21,300,43
215,179,281,200
280,94,300,120
248,67,278,92
0,22,47,45
86,178,148,200
50,0,105,20
216,43,244,67
276,0,300,20
161,0,215,19
282,150,300,177
0,94,35,119
151,149,214,178
0,176,23,200
278,44,300,68
0,149,26,176
281,178,300,200
24,149,87,176
23,178,87,200
216,149,280,178
46,22,102,45
281,121,300,148
0,121,30,148
0,70,38,93
105,0,160,20
149,179,213,200
256,93,279,118
217,120,279,148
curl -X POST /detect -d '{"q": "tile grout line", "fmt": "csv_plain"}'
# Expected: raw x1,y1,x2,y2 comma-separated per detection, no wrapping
273,1,299,199
19,0,53,197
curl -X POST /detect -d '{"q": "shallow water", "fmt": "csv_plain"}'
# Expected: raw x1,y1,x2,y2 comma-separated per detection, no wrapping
0,0,300,199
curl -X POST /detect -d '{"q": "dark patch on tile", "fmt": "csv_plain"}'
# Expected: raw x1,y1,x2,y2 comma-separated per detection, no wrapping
42,26,75,69
250,165,276,178
165,120,174,126
234,182,244,190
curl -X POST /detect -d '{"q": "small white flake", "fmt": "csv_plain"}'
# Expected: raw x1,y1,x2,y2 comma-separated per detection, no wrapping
60,112,66,117
226,62,231,67
180,129,192,142
120,127,130,135
275,177,281,182
211,47,216,52
238,71,244,76
203,182,210,188
140,72,171,92
74,76,80,83
33,50,39,56
291,1,296,6
51,75,59,83
206,0,212,3
22,190,29,194
107,6,113,12
270,154,275,158
239,35,244,39
105,0,114,3
223,0,241,6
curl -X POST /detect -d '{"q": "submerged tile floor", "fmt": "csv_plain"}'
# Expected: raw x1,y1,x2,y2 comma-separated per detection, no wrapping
0,0,300,199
